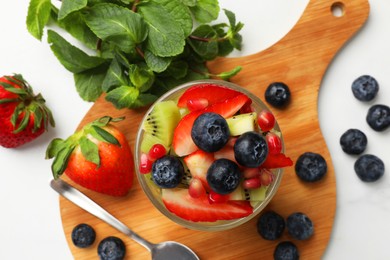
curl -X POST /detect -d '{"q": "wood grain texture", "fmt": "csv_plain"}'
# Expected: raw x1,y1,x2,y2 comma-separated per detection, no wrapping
58,0,369,259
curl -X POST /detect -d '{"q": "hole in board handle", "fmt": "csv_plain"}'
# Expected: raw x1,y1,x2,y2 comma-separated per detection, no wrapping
331,2,345,17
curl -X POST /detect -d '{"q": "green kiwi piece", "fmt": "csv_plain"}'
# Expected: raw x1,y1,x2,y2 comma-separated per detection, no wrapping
229,185,267,206
141,100,181,151
226,112,257,136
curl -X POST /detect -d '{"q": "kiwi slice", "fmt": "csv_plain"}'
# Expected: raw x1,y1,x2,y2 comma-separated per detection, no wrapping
141,100,181,152
229,185,268,207
226,112,257,136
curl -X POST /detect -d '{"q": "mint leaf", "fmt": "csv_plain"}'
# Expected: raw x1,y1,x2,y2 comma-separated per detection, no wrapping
105,86,140,109
102,58,128,92
165,61,188,79
190,0,219,24
144,50,172,73
179,0,197,7
58,0,87,20
129,64,155,92
188,25,218,60
84,3,148,53
26,0,51,40
47,30,106,73
74,65,108,101
138,2,185,57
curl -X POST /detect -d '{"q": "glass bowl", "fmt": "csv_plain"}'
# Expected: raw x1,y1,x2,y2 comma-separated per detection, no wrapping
134,79,284,231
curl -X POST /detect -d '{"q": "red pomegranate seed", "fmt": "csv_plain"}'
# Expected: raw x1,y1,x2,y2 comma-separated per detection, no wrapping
148,144,167,161
188,178,206,198
139,153,153,174
243,177,262,189
266,132,283,155
243,167,260,179
257,109,275,132
187,98,209,111
259,168,274,186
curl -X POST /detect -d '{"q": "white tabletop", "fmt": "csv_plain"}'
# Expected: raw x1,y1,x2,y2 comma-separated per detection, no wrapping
1,0,389,259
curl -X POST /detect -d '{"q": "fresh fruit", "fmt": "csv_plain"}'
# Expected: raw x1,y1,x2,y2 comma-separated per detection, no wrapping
257,109,275,132
226,112,257,136
191,112,230,152
186,98,209,111
234,131,268,168
148,143,167,161
295,152,327,182
266,132,283,155
286,212,314,240
0,74,55,148
351,75,379,101
257,211,285,240
162,188,253,222
177,83,242,108
71,223,96,248
262,153,293,169
339,129,367,155
274,241,300,260
242,177,262,189
259,168,275,186
184,150,214,188
139,153,153,174
188,178,206,198
207,159,241,195
152,155,184,188
264,82,291,108
354,154,384,182
46,116,134,197
173,94,250,156
97,236,126,260
366,104,390,131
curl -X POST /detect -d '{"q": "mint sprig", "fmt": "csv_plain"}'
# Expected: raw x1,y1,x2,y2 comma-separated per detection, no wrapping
26,0,244,109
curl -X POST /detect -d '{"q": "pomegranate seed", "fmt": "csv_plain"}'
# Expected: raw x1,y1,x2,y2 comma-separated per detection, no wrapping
188,178,206,198
208,191,229,204
266,132,283,155
243,177,262,189
259,168,274,186
148,144,166,161
139,153,153,174
187,98,209,111
240,100,254,113
243,167,260,179
257,109,275,132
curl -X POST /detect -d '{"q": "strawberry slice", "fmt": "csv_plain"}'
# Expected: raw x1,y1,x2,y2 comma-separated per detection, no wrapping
177,83,243,108
261,153,293,169
173,94,250,156
162,188,253,222
184,150,214,189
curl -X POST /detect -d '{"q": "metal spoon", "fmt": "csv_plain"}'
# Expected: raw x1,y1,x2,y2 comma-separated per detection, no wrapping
50,179,200,260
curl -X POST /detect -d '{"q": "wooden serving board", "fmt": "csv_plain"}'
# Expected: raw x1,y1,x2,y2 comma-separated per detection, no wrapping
59,1,369,259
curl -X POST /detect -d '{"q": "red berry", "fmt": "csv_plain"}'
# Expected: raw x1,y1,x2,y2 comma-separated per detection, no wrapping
187,98,209,111
188,178,206,198
208,190,229,204
257,110,275,132
148,144,166,161
243,177,262,189
243,167,260,179
259,168,274,186
266,132,283,155
139,153,153,174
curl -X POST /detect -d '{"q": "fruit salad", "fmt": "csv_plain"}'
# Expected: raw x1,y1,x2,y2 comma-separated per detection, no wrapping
135,80,292,230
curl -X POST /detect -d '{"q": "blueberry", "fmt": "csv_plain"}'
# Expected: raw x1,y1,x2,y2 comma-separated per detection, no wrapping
295,152,327,182
207,159,241,194
97,236,126,260
351,75,379,101
234,131,268,168
152,155,184,188
354,154,385,182
339,129,367,155
366,104,390,131
71,223,96,248
274,241,300,260
286,212,314,240
257,211,285,240
265,82,291,108
191,112,230,152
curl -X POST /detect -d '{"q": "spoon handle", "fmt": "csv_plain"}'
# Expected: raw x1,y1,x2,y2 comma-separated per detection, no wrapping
50,179,155,251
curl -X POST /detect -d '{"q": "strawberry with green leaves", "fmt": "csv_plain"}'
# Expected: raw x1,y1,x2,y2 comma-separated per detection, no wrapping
46,116,134,197
0,74,55,148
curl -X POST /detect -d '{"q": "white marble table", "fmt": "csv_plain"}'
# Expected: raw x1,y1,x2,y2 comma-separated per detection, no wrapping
0,0,389,259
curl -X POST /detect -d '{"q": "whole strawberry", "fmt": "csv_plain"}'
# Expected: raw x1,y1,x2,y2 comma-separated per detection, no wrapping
0,74,55,148
46,116,134,197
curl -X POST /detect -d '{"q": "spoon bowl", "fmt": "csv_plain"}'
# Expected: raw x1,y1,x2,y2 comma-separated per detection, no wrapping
50,179,199,260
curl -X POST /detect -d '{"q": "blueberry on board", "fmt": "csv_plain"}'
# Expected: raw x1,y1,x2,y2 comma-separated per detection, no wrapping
339,129,367,155
191,112,230,152
366,104,390,131
264,82,291,108
274,241,300,260
152,155,184,188
98,236,126,260
351,75,379,101
295,152,327,182
207,158,241,194
234,131,268,168
354,154,385,182
71,223,96,248
286,212,314,240
257,211,285,240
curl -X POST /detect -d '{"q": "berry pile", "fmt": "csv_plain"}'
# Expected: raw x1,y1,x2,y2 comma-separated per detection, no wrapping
138,83,293,222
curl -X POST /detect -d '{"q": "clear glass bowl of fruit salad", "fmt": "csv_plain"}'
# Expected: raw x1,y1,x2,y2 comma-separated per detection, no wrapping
134,79,292,231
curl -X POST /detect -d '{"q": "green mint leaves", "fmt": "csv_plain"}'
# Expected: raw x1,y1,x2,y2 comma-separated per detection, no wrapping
26,0,244,109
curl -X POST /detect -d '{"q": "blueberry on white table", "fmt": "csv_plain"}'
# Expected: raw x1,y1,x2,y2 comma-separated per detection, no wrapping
351,75,379,101
366,104,390,132
339,129,367,155
354,154,385,182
